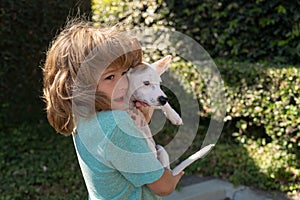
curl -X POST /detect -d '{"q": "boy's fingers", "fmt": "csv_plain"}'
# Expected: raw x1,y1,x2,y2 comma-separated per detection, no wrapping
172,171,184,187
174,171,184,179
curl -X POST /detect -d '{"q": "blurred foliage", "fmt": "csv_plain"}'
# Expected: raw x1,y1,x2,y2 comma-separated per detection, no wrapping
91,0,300,194
166,0,300,64
186,143,299,193
0,0,90,198
171,60,300,152
0,0,91,127
1,0,299,197
92,0,300,64
169,60,300,193
92,0,170,29
0,123,86,199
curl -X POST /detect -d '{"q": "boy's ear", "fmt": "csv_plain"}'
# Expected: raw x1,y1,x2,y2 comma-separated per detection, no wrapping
152,55,172,75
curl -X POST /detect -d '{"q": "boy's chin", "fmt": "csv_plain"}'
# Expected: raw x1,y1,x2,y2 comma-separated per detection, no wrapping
111,103,126,110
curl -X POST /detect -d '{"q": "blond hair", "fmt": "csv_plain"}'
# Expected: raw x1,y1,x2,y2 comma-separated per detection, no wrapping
43,20,142,136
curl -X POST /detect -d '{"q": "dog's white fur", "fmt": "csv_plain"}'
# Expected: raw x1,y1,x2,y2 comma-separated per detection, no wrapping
126,55,183,168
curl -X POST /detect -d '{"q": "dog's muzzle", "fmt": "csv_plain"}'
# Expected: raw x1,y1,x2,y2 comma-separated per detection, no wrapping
158,96,168,105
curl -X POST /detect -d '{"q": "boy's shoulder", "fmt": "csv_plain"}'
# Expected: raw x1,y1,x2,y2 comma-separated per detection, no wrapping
76,110,135,141
96,110,135,131
97,110,131,122
97,110,139,137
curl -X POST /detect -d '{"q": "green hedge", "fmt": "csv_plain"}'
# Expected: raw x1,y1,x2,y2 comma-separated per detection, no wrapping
171,60,300,152
166,0,300,64
169,60,300,192
92,0,169,28
221,61,299,150
0,0,91,126
91,0,300,192
92,0,300,64
187,143,299,192
0,124,86,199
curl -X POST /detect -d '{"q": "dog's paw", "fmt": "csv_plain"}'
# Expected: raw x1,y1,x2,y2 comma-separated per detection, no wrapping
169,114,183,125
156,145,170,169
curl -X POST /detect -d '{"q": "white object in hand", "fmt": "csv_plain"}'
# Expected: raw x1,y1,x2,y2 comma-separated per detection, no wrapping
172,144,215,176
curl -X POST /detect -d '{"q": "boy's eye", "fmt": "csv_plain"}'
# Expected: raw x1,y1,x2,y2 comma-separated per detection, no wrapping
122,70,128,76
105,75,115,80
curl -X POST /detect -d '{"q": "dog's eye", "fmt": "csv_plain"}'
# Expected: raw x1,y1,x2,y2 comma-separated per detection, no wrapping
143,81,150,86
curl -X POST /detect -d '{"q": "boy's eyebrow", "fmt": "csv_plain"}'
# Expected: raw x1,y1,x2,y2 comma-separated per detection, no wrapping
102,68,117,76
102,65,128,76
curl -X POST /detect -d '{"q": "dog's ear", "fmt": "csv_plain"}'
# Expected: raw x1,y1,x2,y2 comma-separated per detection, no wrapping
127,64,148,78
153,55,171,75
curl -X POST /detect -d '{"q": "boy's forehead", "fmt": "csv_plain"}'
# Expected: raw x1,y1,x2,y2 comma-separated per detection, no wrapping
105,63,128,72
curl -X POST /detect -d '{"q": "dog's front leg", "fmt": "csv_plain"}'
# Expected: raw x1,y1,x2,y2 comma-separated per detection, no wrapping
160,103,183,125
156,145,170,169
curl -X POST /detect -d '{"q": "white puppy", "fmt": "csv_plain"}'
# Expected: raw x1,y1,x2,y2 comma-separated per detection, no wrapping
126,55,183,168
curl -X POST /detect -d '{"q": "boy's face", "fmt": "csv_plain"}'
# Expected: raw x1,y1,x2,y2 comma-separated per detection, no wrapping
97,65,129,110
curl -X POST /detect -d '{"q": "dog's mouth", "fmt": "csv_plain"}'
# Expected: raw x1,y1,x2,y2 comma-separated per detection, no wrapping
133,100,150,107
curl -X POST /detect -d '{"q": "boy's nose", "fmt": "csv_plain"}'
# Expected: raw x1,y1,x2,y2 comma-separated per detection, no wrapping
158,96,168,105
118,76,128,90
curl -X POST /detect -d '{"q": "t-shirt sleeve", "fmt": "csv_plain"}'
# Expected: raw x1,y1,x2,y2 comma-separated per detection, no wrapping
103,111,164,187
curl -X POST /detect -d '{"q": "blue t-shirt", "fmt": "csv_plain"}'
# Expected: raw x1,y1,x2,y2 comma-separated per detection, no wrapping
73,110,164,200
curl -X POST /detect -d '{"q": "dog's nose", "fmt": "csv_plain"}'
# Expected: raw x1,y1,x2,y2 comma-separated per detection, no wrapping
158,96,168,105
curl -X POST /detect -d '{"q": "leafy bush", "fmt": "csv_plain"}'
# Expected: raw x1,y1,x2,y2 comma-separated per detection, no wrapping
246,141,299,192
165,0,300,64
169,60,300,193
92,0,300,193
93,0,300,64
170,60,300,152
0,0,91,126
0,123,86,199
92,0,169,28
187,142,299,192
1,1,91,198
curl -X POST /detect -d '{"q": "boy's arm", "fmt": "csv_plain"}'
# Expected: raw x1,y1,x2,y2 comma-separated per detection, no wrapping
147,168,184,196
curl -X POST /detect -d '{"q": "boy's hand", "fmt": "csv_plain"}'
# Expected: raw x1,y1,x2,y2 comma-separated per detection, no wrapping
147,169,184,196
135,101,154,124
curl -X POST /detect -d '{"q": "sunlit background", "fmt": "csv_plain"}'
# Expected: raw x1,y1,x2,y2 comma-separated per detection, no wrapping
1,0,299,199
